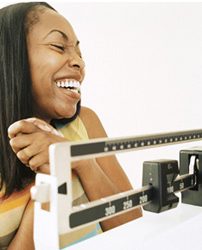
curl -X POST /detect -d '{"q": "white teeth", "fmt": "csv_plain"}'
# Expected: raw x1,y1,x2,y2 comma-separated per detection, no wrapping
55,79,81,93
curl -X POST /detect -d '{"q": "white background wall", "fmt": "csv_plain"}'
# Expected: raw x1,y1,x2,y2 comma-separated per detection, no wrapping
51,1,202,187
1,1,202,187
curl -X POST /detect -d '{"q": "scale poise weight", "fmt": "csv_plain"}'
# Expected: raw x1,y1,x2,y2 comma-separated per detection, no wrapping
31,129,202,250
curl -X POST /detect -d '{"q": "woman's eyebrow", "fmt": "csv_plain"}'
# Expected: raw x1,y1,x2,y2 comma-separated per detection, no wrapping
43,29,68,40
43,29,80,46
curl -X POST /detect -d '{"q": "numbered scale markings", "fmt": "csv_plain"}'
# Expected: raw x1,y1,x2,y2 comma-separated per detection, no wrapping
70,129,202,158
69,173,195,228
69,186,151,228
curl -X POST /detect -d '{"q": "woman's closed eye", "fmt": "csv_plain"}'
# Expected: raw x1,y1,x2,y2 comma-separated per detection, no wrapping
50,43,65,52
49,43,83,58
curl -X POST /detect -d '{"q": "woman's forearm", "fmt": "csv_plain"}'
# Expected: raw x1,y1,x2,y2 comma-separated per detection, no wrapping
7,201,35,250
74,159,142,231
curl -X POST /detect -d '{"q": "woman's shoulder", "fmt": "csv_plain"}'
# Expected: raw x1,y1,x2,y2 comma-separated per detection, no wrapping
79,106,108,139
79,106,100,123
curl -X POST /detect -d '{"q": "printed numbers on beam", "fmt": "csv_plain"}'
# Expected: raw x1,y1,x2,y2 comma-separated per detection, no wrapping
123,199,133,210
105,205,116,217
139,194,148,204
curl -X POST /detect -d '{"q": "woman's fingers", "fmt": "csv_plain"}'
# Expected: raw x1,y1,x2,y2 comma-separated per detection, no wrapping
13,132,66,171
25,117,61,136
9,133,33,153
16,143,49,170
8,120,39,139
28,150,49,171
8,118,66,174
16,147,34,165
35,164,50,174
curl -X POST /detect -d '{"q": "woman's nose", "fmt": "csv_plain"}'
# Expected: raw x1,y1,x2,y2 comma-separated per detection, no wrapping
69,51,85,70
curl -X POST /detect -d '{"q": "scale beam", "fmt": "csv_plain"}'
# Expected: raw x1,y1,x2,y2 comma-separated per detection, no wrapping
31,129,202,250
69,186,152,228
69,159,197,228
70,129,202,159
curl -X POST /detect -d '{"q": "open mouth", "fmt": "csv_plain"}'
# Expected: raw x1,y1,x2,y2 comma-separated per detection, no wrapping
55,79,81,94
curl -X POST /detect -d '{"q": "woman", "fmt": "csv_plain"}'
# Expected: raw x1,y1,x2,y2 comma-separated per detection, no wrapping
0,2,142,249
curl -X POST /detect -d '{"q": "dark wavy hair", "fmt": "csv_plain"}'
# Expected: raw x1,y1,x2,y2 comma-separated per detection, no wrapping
0,2,81,196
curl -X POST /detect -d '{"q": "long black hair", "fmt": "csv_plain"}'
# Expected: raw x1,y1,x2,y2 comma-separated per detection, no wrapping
0,2,80,196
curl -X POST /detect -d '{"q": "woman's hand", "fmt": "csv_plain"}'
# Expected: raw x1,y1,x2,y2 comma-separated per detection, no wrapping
8,118,67,173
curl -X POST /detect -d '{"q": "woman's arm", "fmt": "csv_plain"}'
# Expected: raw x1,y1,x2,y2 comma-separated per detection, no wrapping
8,110,142,237
74,107,142,231
8,200,35,250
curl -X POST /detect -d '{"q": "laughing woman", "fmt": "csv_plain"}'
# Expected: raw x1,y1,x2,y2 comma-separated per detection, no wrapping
0,2,142,250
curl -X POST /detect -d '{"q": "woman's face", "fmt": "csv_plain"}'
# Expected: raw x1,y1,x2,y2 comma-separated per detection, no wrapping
27,8,85,122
